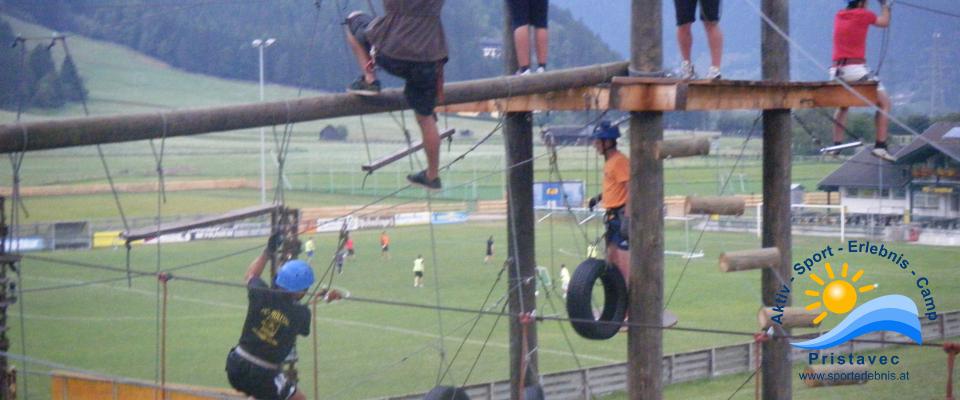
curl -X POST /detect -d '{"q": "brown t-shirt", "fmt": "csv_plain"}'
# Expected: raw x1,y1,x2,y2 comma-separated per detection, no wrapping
366,0,448,62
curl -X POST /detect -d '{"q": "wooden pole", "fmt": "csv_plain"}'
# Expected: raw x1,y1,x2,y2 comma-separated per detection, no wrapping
503,4,538,399
760,0,793,398
757,307,820,329
719,248,781,272
0,197,11,400
0,62,627,154
628,1,664,399
684,196,746,216
657,138,710,159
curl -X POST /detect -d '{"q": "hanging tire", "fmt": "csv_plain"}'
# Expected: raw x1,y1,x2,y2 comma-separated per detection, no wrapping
423,385,470,400
524,383,545,400
565,258,627,340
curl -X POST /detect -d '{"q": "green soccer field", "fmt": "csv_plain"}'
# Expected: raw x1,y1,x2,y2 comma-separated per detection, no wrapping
10,219,959,399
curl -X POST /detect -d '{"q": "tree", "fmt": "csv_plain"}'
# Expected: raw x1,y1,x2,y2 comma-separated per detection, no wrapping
0,20,20,109
31,71,65,108
59,55,88,102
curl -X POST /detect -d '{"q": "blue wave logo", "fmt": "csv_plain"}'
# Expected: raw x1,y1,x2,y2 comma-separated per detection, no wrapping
791,294,922,350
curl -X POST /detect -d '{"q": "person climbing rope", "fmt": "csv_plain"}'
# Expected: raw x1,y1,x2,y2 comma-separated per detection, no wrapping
343,0,448,189
508,0,549,75
830,0,896,162
587,121,631,281
225,234,313,400
674,0,724,80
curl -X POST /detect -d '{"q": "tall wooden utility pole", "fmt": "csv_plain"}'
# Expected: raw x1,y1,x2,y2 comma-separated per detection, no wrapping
760,1,793,399
503,3,538,399
627,0,664,399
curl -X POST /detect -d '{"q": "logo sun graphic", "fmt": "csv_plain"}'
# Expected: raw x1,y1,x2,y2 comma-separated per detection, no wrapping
804,262,878,325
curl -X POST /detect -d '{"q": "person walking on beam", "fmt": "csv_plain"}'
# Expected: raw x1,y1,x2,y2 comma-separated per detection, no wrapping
343,0,448,189
509,0,549,75
830,0,896,162
674,0,724,80
226,235,313,400
587,121,630,282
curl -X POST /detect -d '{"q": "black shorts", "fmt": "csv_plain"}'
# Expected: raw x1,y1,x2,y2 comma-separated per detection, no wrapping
382,245,389,252
509,0,549,29
347,248,355,256
486,249,493,256
346,12,440,116
415,271,424,278
674,0,721,25
225,349,296,400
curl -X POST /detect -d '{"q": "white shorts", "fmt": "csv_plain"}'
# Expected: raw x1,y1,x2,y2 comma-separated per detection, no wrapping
829,64,885,91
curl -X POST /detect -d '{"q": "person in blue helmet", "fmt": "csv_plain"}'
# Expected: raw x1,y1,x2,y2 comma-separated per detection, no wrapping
226,235,313,400
587,121,631,282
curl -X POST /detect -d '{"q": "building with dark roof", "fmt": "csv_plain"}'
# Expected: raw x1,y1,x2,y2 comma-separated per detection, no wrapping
817,122,960,226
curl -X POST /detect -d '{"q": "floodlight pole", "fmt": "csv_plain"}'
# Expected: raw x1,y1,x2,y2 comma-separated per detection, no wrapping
253,38,276,205
760,1,793,398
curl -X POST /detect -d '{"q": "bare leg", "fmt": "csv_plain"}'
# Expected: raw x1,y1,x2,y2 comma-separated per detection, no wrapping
833,107,849,144
875,91,891,144
677,23,693,62
344,27,377,83
535,28,548,66
606,243,630,284
703,21,723,68
513,26,531,69
290,389,307,400
415,113,441,181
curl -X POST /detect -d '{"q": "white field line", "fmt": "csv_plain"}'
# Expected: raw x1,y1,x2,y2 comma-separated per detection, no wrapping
26,276,619,363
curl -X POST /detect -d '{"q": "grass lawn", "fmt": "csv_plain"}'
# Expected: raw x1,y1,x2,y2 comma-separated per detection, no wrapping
10,220,959,399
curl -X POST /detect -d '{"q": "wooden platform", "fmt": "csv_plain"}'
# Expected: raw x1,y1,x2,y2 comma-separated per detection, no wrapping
441,78,878,113
122,204,280,242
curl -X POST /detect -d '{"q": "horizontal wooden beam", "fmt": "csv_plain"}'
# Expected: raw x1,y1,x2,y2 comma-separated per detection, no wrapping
361,129,455,173
658,137,710,159
442,78,877,113
757,307,821,329
610,77,879,111
0,62,628,154
719,247,781,272
685,196,746,216
122,204,280,241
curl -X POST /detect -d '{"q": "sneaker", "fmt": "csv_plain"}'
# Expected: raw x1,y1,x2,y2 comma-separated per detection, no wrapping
680,60,696,80
517,68,531,76
406,170,442,190
535,66,546,73
706,66,722,80
347,76,380,96
871,147,897,162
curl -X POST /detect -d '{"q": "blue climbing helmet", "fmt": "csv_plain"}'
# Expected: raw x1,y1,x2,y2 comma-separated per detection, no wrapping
592,121,620,140
275,259,314,292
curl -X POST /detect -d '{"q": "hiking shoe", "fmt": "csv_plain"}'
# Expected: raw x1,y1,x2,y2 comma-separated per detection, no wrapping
679,60,696,80
406,170,442,190
706,66,722,80
347,76,380,96
871,147,897,162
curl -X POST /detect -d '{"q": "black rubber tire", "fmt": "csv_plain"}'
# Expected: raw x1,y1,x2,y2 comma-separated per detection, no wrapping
565,258,627,340
423,385,470,400
524,383,545,400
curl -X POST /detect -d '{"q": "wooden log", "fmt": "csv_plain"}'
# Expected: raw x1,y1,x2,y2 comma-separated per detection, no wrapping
757,307,820,329
361,129,455,172
0,62,627,154
684,196,745,216
657,138,710,159
801,365,870,387
718,248,781,272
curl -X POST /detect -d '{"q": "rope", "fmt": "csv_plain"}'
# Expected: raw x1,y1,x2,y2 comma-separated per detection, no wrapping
8,126,29,399
150,113,169,396
424,192,447,385
158,273,171,399
437,264,507,384
664,113,762,309
897,1,960,18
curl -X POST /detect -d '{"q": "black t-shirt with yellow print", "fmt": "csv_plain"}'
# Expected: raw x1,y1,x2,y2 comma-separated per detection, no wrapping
238,277,310,365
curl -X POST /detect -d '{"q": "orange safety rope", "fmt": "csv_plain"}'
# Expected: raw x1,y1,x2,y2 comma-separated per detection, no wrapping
753,332,770,400
158,272,172,399
946,342,960,400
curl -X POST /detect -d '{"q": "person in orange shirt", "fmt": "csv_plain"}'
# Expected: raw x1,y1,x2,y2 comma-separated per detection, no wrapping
587,121,630,281
380,231,391,260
